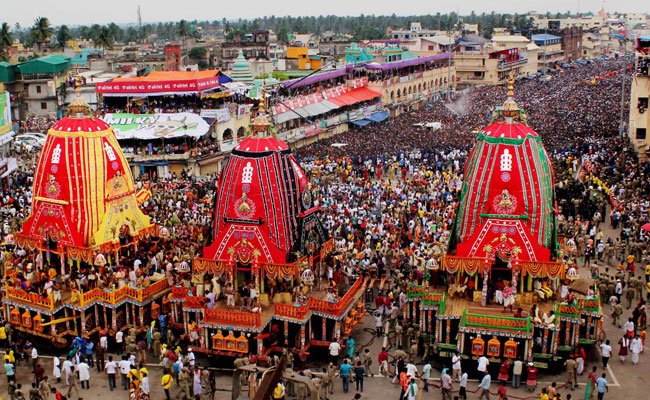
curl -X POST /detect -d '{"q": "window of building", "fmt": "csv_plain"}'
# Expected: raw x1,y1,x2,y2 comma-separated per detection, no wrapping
638,97,648,112
637,128,647,140
40,102,47,110
36,85,42,93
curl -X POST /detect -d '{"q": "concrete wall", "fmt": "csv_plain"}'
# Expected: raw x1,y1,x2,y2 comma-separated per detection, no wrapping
629,71,650,160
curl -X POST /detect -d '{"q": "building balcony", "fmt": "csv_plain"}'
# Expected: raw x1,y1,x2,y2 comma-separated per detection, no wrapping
498,58,528,70
455,65,487,72
539,49,564,57
123,152,190,162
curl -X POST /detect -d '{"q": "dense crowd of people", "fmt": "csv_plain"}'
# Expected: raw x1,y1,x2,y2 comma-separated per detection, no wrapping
0,56,648,400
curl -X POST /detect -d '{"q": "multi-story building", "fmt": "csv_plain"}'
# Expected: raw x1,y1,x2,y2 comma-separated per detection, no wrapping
629,36,650,161
345,42,418,65
389,22,445,41
559,27,583,61
532,34,564,71
365,53,455,115
625,12,648,28
581,30,604,59
455,34,538,87
220,31,270,70
7,55,71,119
533,14,604,31
405,36,454,56
318,41,353,58
283,47,328,70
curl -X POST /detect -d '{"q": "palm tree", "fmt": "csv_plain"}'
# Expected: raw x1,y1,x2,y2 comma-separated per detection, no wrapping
30,17,53,54
56,25,71,49
0,22,13,61
177,20,190,40
94,26,115,52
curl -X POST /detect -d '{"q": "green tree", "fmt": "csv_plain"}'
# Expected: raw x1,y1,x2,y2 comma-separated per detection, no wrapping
30,17,53,53
94,26,115,51
108,23,124,43
88,24,102,42
0,23,13,61
125,27,138,43
188,46,206,59
271,70,288,81
276,25,288,43
177,20,191,40
56,25,71,49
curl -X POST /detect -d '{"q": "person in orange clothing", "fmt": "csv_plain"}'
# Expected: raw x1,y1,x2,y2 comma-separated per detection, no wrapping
399,371,410,400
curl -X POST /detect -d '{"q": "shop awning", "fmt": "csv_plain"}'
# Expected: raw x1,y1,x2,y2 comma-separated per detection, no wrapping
274,108,310,124
329,87,381,106
96,70,231,96
302,100,339,116
367,111,389,122
273,100,339,124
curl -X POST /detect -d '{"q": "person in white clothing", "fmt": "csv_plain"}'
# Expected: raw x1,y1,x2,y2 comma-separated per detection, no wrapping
140,369,150,398
451,352,462,381
403,377,418,400
77,360,90,389
116,330,124,353
328,340,341,365
186,348,196,367
100,335,108,351
477,355,489,373
405,361,417,377
630,335,643,365
62,357,73,386
623,318,635,338
31,345,39,371
53,357,62,383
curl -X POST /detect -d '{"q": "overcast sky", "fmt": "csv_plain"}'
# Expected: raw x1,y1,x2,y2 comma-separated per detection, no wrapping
4,0,648,27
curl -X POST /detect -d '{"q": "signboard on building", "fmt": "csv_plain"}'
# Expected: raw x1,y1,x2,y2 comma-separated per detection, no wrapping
96,77,220,95
0,92,12,136
101,112,210,140
237,105,247,120
200,108,231,124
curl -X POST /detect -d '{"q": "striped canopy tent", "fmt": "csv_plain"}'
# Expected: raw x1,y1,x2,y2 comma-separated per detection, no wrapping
16,94,153,263
444,77,560,278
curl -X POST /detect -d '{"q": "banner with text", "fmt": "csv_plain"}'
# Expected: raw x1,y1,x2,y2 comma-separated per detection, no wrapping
200,108,231,124
101,112,210,140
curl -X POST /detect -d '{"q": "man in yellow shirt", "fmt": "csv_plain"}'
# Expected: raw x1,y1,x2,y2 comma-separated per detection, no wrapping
161,372,173,400
646,281,650,303
0,325,6,349
645,264,650,283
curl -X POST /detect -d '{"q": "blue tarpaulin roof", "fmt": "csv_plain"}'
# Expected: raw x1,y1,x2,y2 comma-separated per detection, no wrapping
367,111,389,123
351,119,373,127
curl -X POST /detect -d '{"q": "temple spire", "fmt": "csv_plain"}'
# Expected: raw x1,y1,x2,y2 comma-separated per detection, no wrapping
501,73,521,123
67,73,91,118
251,85,272,137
